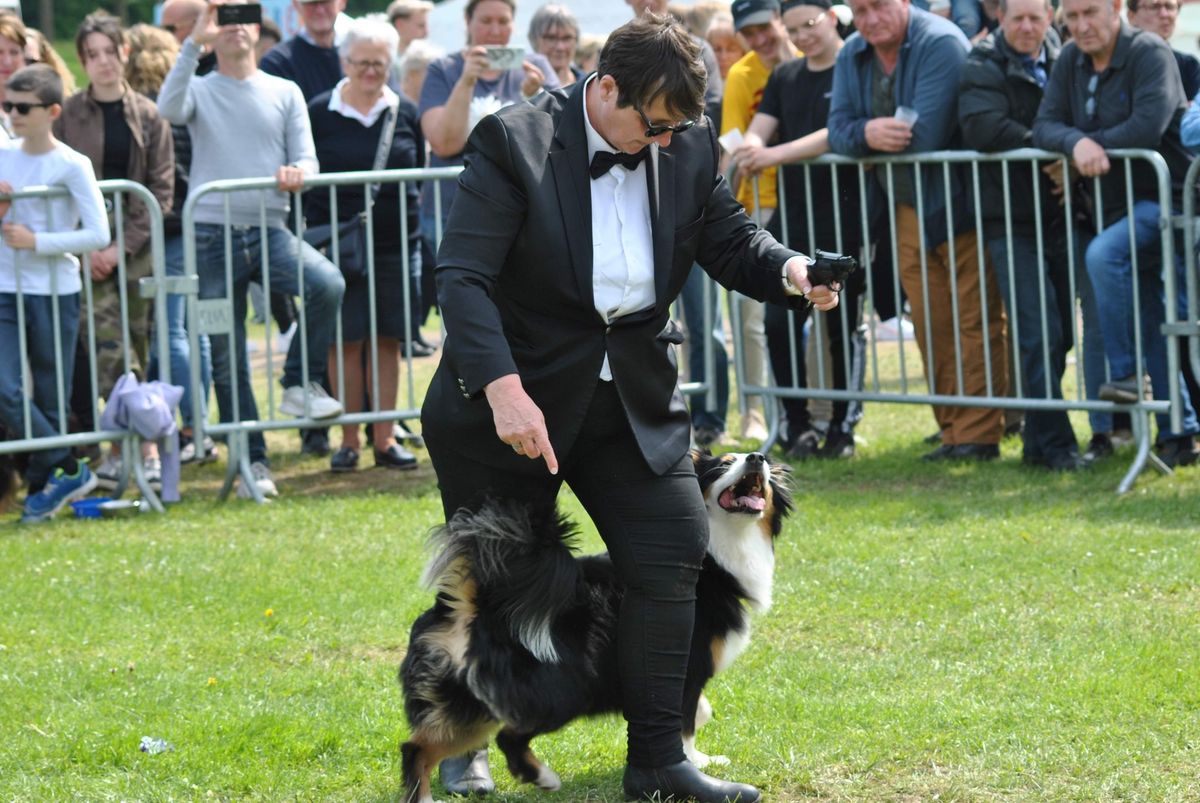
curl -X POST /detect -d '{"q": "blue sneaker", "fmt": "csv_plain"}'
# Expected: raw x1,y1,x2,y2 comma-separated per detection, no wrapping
21,463,99,524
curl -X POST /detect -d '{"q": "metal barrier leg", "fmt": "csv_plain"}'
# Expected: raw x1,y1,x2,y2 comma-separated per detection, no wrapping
114,438,132,499
218,430,267,504
218,431,240,501
128,435,165,513
762,393,782,452
1117,408,1172,494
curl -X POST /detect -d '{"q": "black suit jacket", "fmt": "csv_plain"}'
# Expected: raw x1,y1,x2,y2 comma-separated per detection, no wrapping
421,80,802,475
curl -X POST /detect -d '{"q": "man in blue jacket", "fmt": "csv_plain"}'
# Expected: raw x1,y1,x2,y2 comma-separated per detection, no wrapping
828,0,1009,461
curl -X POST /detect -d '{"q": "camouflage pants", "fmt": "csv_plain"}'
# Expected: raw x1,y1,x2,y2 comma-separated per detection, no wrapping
85,246,153,401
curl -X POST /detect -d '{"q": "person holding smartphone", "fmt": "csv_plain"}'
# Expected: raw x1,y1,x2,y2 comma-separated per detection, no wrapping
157,0,347,500
417,0,559,272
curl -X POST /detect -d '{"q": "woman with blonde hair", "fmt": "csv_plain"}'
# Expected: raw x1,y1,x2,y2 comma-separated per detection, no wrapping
705,12,747,81
0,11,27,138
24,28,77,96
125,23,179,98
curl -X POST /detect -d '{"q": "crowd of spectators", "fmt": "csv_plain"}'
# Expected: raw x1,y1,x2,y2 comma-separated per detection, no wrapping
0,0,1198,521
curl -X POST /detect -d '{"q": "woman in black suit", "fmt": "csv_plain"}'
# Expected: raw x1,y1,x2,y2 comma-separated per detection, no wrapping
422,16,839,803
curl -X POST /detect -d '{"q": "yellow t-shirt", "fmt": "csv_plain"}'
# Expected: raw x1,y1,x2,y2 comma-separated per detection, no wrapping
720,48,800,214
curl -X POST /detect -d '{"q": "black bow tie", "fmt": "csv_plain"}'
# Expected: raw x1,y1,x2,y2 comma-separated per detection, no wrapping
589,148,647,179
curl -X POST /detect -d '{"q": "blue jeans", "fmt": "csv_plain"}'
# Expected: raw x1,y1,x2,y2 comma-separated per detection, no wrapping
679,265,728,432
988,232,1079,459
147,233,212,431
1072,232,1112,436
195,223,346,462
1085,201,1198,440
0,292,80,488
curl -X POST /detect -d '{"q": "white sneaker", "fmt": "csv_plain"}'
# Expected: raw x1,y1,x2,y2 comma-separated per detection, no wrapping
279,382,343,420
180,435,218,464
237,461,279,499
94,453,122,491
143,457,162,491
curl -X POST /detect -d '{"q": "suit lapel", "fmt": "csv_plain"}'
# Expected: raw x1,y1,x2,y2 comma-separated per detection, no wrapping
649,146,675,313
548,83,594,306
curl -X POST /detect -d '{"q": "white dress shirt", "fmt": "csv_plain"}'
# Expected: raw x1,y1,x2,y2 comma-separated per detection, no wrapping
327,78,399,127
581,76,655,381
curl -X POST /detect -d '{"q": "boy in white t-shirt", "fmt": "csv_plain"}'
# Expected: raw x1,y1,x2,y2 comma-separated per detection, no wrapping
0,65,110,523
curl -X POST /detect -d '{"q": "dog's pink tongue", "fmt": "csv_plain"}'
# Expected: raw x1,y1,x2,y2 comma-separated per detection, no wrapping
719,488,734,508
738,495,766,511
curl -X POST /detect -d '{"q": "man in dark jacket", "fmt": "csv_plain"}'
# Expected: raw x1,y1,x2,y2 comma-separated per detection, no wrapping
1032,0,1199,467
958,0,1100,470
1126,0,1199,100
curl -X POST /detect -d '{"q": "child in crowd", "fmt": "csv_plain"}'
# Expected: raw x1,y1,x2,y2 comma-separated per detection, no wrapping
0,64,110,523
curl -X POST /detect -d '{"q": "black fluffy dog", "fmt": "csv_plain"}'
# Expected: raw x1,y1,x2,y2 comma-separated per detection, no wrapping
399,451,793,802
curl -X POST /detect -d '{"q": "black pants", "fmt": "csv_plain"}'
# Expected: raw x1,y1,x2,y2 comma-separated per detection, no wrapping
425,380,706,767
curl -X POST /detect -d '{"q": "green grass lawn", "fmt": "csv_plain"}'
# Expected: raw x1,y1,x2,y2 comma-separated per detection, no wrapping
1,319,1198,801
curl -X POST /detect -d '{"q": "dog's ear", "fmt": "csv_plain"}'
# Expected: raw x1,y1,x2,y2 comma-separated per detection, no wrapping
767,461,795,536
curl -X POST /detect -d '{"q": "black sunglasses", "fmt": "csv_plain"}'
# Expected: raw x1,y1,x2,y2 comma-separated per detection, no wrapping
635,105,696,138
2,101,53,115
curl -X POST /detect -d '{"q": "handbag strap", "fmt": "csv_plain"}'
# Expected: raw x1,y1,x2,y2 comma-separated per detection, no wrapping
366,105,399,205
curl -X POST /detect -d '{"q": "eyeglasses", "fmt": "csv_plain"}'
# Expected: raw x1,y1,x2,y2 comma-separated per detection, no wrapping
1138,1,1178,11
540,33,577,44
2,101,52,115
635,105,696,138
1084,73,1099,120
346,58,389,73
795,15,825,29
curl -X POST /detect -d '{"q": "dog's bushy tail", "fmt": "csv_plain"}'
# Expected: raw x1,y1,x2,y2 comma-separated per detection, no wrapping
422,499,581,664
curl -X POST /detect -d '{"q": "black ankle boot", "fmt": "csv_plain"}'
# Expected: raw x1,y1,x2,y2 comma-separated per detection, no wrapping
623,759,760,802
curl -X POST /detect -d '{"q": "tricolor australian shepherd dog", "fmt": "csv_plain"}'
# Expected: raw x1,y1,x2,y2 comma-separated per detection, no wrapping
399,451,792,803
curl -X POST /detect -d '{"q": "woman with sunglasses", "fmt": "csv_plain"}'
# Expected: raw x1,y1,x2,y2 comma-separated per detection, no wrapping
420,17,840,802
53,11,174,492
23,28,77,97
417,0,559,314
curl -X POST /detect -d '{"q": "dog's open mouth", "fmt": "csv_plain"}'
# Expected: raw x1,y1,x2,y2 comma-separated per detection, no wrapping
717,471,766,513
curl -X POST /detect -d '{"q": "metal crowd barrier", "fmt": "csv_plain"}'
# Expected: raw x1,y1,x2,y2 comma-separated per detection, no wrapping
0,180,170,511
1176,157,1200,402
739,147,1184,493
181,166,461,502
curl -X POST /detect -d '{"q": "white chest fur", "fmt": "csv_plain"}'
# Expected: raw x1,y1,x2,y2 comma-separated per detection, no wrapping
705,514,776,613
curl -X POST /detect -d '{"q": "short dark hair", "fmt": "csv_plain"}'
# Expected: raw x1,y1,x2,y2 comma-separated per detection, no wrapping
596,15,706,123
6,63,64,106
75,11,126,65
466,0,516,22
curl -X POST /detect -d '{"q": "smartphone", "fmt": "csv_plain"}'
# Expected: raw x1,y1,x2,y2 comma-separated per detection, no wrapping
484,46,525,71
217,3,263,26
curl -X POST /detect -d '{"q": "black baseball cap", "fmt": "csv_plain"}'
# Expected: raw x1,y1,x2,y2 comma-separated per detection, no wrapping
731,0,781,30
